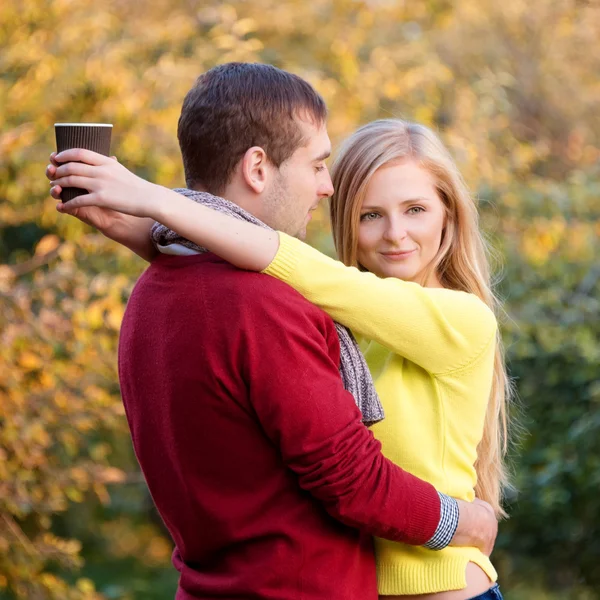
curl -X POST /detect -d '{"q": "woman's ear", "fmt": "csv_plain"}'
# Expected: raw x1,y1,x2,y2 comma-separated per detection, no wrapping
241,146,269,193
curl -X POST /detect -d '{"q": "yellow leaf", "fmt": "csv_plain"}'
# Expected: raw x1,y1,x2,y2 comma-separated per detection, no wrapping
106,305,124,330
232,18,256,37
65,487,84,503
0,265,16,285
86,300,105,329
35,234,60,256
19,351,42,370
100,466,126,484
76,578,96,593
93,482,110,505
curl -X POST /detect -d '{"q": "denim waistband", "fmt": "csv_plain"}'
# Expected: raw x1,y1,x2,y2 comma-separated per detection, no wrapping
467,583,503,600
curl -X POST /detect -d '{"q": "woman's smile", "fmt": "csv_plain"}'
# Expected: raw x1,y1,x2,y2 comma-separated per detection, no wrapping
380,249,417,261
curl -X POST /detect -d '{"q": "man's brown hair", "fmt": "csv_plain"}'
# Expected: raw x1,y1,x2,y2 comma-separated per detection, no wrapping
178,62,328,194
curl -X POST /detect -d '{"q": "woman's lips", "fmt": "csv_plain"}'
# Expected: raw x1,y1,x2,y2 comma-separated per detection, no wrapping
380,249,417,260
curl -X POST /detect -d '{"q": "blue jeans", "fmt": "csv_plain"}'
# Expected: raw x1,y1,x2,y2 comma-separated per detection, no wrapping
468,584,503,600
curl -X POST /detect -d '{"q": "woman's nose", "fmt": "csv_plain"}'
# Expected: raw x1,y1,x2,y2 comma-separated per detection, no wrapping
382,220,408,243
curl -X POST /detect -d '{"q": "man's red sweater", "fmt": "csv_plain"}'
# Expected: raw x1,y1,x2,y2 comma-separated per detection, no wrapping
118,253,441,599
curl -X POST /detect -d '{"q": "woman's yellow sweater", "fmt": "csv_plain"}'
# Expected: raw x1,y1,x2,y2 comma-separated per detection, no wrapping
263,233,498,595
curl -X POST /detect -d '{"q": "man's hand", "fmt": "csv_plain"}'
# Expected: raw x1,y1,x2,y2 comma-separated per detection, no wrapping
48,152,158,262
451,498,498,556
48,149,161,219
47,152,128,236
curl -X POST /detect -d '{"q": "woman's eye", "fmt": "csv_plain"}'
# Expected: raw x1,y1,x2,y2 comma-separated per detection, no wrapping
360,212,380,222
407,206,425,215
315,164,327,173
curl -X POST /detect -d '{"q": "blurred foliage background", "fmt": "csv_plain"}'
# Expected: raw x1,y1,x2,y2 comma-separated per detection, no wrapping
1,0,599,598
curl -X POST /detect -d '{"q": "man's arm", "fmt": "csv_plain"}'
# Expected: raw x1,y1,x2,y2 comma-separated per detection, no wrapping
243,285,497,551
47,154,158,262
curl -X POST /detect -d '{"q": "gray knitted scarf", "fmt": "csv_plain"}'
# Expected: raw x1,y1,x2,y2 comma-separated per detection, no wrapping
151,189,384,426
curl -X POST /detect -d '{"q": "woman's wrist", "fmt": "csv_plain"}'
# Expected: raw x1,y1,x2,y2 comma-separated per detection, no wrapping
146,183,173,222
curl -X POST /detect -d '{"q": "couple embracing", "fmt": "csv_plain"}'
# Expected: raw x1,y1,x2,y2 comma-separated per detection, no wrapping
48,62,509,600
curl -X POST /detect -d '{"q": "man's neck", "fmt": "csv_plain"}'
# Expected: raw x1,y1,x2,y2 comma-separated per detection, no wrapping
190,184,263,222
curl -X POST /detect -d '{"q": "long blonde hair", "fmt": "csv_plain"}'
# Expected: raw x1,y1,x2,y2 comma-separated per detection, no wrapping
330,119,511,518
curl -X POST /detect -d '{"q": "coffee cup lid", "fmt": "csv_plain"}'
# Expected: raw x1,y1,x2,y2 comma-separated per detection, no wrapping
54,123,113,127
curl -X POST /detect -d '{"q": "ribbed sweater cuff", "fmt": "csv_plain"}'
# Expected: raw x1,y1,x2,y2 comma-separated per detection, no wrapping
262,232,299,282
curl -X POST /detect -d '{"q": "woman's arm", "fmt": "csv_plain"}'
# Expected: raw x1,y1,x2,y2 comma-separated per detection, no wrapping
50,149,496,374
264,233,498,375
50,149,279,270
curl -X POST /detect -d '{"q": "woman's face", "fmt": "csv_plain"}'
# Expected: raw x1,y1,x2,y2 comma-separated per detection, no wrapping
357,160,446,286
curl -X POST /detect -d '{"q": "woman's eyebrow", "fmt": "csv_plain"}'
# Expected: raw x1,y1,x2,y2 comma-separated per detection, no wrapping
361,197,432,210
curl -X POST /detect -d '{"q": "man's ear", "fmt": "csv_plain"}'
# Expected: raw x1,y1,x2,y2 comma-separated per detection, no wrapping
241,146,270,193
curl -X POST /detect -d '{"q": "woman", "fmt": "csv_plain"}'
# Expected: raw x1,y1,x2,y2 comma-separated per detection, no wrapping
50,119,510,600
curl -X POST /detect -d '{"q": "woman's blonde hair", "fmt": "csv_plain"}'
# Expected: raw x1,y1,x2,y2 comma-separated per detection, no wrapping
330,119,511,518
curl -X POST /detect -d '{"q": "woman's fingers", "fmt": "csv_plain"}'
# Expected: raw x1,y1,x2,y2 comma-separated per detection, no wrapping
50,162,106,193
48,151,109,188
46,163,57,181
54,148,110,166
50,185,62,200
53,161,98,180
50,174,95,192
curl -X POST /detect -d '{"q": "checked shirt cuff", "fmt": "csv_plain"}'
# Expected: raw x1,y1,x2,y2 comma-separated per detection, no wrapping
423,492,459,550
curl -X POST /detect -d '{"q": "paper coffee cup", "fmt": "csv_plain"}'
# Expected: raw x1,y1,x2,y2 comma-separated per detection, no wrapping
54,123,113,202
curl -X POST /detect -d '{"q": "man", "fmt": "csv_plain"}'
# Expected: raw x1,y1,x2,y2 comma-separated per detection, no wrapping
47,63,497,599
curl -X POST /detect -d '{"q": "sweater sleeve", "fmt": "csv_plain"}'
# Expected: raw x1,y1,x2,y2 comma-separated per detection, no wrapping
243,287,441,545
263,233,498,375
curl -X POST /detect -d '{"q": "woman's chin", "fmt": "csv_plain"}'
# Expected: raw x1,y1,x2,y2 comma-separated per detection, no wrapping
359,257,421,282
378,264,419,282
